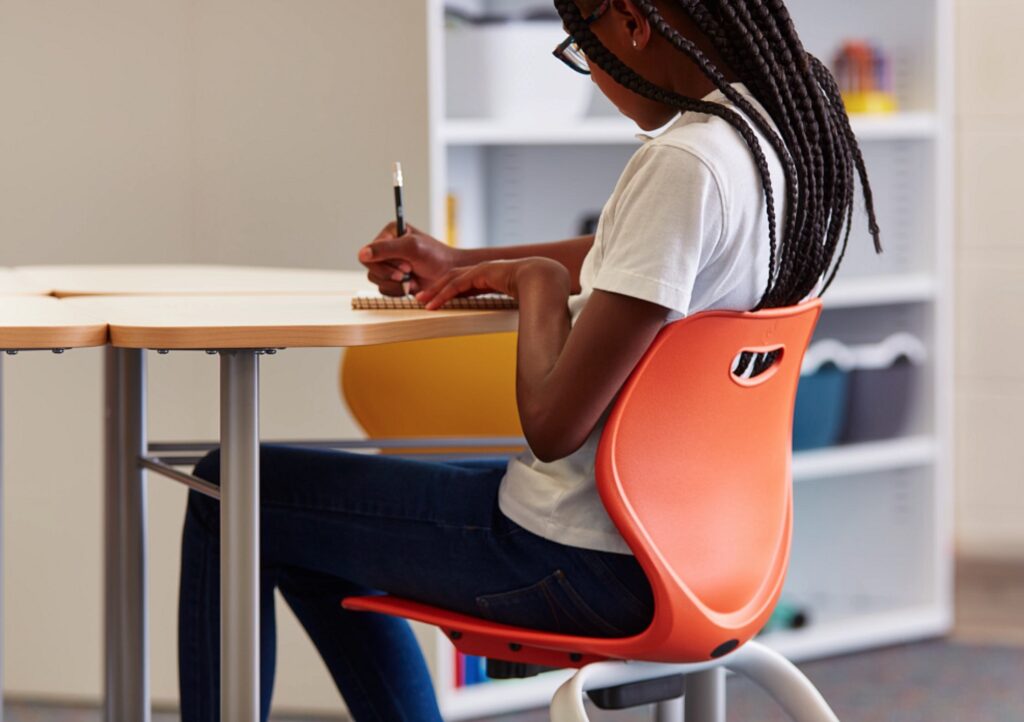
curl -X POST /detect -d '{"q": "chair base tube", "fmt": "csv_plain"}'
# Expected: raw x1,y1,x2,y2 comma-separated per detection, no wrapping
685,668,725,722
727,641,840,722
548,642,839,722
655,698,684,722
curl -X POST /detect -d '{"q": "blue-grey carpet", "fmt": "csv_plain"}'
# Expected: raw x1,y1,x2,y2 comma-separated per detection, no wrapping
3,640,1022,721
488,640,1024,722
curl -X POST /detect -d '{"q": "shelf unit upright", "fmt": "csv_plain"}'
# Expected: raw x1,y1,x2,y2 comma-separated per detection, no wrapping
424,0,954,718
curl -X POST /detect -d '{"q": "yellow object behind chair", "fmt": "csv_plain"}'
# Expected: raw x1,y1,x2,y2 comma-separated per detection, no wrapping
340,333,523,453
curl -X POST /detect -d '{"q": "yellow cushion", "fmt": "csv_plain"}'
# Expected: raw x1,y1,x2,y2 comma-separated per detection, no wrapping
340,333,523,453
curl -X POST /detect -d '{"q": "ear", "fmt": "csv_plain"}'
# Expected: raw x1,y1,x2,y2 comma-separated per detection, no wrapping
610,0,653,50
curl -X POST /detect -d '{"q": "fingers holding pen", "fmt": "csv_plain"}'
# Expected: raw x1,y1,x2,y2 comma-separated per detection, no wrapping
359,248,413,274
365,260,413,282
366,269,420,297
360,220,462,296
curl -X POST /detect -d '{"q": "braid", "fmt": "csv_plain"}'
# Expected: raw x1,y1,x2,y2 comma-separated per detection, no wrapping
555,0,782,306
555,0,882,308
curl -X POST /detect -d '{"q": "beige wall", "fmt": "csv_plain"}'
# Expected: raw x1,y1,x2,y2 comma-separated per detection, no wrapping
954,0,1024,559
1,0,430,715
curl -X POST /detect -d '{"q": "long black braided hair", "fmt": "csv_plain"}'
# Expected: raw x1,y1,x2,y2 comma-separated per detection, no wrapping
556,0,882,310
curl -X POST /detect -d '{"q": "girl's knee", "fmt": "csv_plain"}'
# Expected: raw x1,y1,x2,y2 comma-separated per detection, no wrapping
185,488,220,536
186,451,223,535
186,452,219,533
193,449,221,484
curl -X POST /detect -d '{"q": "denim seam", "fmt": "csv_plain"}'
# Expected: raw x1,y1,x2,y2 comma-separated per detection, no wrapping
262,498,497,533
552,570,625,636
575,552,652,621
197,530,213,722
335,645,389,722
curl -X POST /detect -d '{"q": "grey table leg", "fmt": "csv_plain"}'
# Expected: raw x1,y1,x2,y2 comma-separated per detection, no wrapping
104,348,150,722
220,350,261,722
1,354,5,722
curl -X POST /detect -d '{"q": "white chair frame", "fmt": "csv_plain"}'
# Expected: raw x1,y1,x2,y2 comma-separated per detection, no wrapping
549,640,839,722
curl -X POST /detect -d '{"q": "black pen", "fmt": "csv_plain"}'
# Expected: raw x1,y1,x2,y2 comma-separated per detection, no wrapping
393,162,413,296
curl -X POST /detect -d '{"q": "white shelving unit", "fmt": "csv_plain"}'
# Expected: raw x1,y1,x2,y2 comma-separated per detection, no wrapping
444,111,940,146
425,0,954,718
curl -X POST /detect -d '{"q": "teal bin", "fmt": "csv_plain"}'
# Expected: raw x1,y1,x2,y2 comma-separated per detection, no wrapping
792,364,850,451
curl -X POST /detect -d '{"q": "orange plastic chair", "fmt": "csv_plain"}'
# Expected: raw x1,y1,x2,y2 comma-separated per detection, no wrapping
345,300,840,722
340,333,524,455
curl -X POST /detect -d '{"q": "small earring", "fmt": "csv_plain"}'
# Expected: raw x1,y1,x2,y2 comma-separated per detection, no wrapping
632,38,638,48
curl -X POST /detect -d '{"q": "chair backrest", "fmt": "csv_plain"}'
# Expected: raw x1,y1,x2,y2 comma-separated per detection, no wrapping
596,300,821,661
340,333,523,446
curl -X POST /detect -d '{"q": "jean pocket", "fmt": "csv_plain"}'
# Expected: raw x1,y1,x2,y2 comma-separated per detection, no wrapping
475,570,625,637
575,551,654,625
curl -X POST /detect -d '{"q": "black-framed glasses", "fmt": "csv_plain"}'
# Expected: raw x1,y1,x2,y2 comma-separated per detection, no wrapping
552,0,612,75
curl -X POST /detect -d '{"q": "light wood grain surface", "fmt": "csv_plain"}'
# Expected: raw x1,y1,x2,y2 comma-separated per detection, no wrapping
0,269,51,296
16,264,373,298
0,297,108,349
64,295,518,349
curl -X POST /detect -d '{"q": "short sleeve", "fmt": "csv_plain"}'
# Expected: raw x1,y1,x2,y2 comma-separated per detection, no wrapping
592,144,727,315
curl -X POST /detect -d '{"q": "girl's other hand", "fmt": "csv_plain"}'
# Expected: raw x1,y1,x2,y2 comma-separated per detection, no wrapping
416,258,569,310
359,222,460,296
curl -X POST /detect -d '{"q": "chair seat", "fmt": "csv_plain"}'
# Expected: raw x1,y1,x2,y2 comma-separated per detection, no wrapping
343,594,632,669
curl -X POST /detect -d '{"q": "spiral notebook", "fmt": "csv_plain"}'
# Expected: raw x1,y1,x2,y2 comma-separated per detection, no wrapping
351,293,518,311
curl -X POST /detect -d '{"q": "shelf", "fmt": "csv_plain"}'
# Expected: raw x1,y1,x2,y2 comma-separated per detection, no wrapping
849,112,939,141
443,117,643,146
792,436,936,482
823,273,937,308
762,603,951,662
430,2,953,718
442,112,938,146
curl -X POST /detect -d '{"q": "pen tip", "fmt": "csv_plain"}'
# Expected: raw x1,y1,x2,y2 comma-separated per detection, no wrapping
393,162,404,186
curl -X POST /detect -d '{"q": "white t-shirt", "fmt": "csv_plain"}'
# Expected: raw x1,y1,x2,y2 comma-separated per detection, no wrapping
498,83,786,554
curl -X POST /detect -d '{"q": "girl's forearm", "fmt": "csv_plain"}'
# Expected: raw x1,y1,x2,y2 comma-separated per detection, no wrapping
457,236,593,294
511,261,575,462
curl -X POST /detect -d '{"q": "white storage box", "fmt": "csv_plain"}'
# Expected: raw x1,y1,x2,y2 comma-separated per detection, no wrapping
445,20,593,121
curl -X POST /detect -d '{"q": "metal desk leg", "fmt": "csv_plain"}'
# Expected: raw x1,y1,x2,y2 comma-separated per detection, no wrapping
104,348,150,722
220,351,260,722
1,354,5,722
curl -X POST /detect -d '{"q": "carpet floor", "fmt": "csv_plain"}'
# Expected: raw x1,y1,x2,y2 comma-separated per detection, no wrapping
3,640,1022,721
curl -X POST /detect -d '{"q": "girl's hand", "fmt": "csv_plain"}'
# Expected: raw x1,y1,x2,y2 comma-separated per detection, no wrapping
416,258,569,310
358,222,461,296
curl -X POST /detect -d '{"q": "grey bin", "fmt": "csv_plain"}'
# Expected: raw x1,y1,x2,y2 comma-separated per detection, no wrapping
842,357,917,443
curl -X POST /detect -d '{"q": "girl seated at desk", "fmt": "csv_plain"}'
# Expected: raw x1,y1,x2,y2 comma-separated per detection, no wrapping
178,0,881,719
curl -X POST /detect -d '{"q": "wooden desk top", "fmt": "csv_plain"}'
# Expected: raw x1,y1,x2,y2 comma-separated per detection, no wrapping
0,297,108,349
16,264,372,298
0,269,51,296
65,295,518,349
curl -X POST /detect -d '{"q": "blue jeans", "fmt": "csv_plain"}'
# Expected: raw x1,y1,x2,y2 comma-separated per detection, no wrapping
178,445,653,722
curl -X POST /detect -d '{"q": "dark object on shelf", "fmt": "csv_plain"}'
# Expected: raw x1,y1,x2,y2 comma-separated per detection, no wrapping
760,600,810,634
445,5,558,24
843,358,917,443
484,658,556,679
587,674,686,710
521,8,560,21
793,363,850,451
578,212,601,236
444,7,507,25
